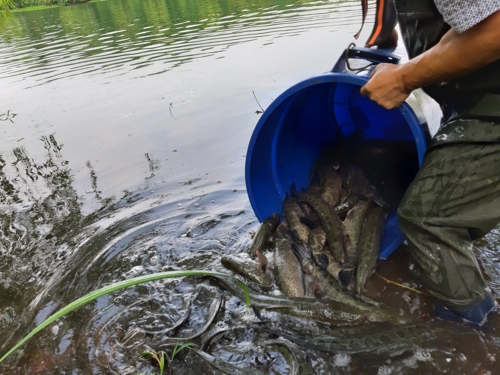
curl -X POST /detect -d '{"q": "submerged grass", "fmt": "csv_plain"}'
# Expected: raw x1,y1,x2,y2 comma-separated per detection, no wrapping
0,270,249,364
140,342,197,375
374,273,428,295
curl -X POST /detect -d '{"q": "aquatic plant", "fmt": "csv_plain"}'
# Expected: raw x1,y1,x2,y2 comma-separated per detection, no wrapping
141,349,166,375
0,270,249,364
141,342,197,375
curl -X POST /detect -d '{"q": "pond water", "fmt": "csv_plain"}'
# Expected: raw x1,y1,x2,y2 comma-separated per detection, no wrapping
0,0,500,374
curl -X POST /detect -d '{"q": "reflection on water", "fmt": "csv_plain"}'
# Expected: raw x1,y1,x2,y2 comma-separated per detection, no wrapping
1,0,361,86
0,0,499,373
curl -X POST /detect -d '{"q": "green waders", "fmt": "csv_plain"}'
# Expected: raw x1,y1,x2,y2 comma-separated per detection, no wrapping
394,0,500,322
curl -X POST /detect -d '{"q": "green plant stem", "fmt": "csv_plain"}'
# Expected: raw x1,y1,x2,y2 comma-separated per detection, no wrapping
0,270,249,363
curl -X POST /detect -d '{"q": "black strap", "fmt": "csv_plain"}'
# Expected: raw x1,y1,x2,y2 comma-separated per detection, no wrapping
353,0,368,40
355,0,397,47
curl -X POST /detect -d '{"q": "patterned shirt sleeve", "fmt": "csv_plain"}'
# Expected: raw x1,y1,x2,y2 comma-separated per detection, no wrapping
434,0,500,33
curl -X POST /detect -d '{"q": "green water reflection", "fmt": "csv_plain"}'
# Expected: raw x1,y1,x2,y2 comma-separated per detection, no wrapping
1,0,358,83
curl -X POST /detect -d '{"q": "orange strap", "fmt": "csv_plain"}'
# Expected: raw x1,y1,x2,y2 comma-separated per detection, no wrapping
367,0,386,46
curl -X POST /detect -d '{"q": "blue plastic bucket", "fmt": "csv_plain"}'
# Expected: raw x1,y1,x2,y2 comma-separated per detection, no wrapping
245,47,431,259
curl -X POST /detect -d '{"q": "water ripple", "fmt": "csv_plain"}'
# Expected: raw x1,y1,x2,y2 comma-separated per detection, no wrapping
0,0,363,87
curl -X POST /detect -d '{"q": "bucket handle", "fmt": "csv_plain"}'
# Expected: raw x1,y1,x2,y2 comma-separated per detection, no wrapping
332,45,400,73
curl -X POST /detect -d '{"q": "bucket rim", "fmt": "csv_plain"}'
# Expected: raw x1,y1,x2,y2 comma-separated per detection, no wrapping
245,72,426,222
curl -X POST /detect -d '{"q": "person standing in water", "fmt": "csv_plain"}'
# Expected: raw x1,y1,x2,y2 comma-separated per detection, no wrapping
361,0,500,325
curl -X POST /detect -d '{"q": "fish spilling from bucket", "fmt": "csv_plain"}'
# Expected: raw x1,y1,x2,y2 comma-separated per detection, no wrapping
217,141,411,326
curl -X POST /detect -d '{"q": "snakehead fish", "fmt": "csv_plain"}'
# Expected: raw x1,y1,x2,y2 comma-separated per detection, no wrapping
318,164,343,207
342,200,372,286
283,196,310,244
325,252,344,284
247,212,280,258
307,228,344,283
291,242,403,323
296,191,346,264
189,348,263,375
355,206,385,295
273,223,305,297
221,254,274,291
212,276,368,325
263,323,431,355
340,162,391,210
300,184,322,227
308,227,328,269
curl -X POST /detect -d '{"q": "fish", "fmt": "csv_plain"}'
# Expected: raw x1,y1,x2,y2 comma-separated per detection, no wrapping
247,212,280,258
324,252,344,284
307,227,328,269
300,184,322,227
212,276,368,325
318,164,343,207
290,242,403,323
342,200,373,286
296,191,346,264
273,223,306,297
262,339,303,375
283,196,310,244
163,292,223,342
221,253,274,291
262,323,432,356
355,206,385,295
189,348,262,375
340,162,391,210
307,228,347,284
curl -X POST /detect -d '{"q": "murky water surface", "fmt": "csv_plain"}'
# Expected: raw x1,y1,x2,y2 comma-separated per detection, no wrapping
0,0,499,374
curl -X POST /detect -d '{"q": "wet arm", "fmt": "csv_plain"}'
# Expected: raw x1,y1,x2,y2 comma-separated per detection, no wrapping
361,9,500,109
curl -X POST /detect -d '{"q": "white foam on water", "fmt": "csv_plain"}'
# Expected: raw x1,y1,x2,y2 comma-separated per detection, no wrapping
377,365,394,375
414,348,433,362
332,353,351,367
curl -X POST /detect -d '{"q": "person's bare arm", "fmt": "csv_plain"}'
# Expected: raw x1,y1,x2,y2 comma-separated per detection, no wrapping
360,9,500,109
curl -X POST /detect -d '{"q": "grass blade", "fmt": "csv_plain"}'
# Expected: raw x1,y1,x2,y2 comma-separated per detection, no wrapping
0,270,248,363
171,342,197,360
159,351,165,375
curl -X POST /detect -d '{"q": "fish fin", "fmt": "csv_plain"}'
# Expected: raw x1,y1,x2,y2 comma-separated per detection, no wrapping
313,253,329,270
256,250,268,274
290,183,297,195
300,216,319,229
291,242,311,265
338,268,354,288
289,228,306,245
